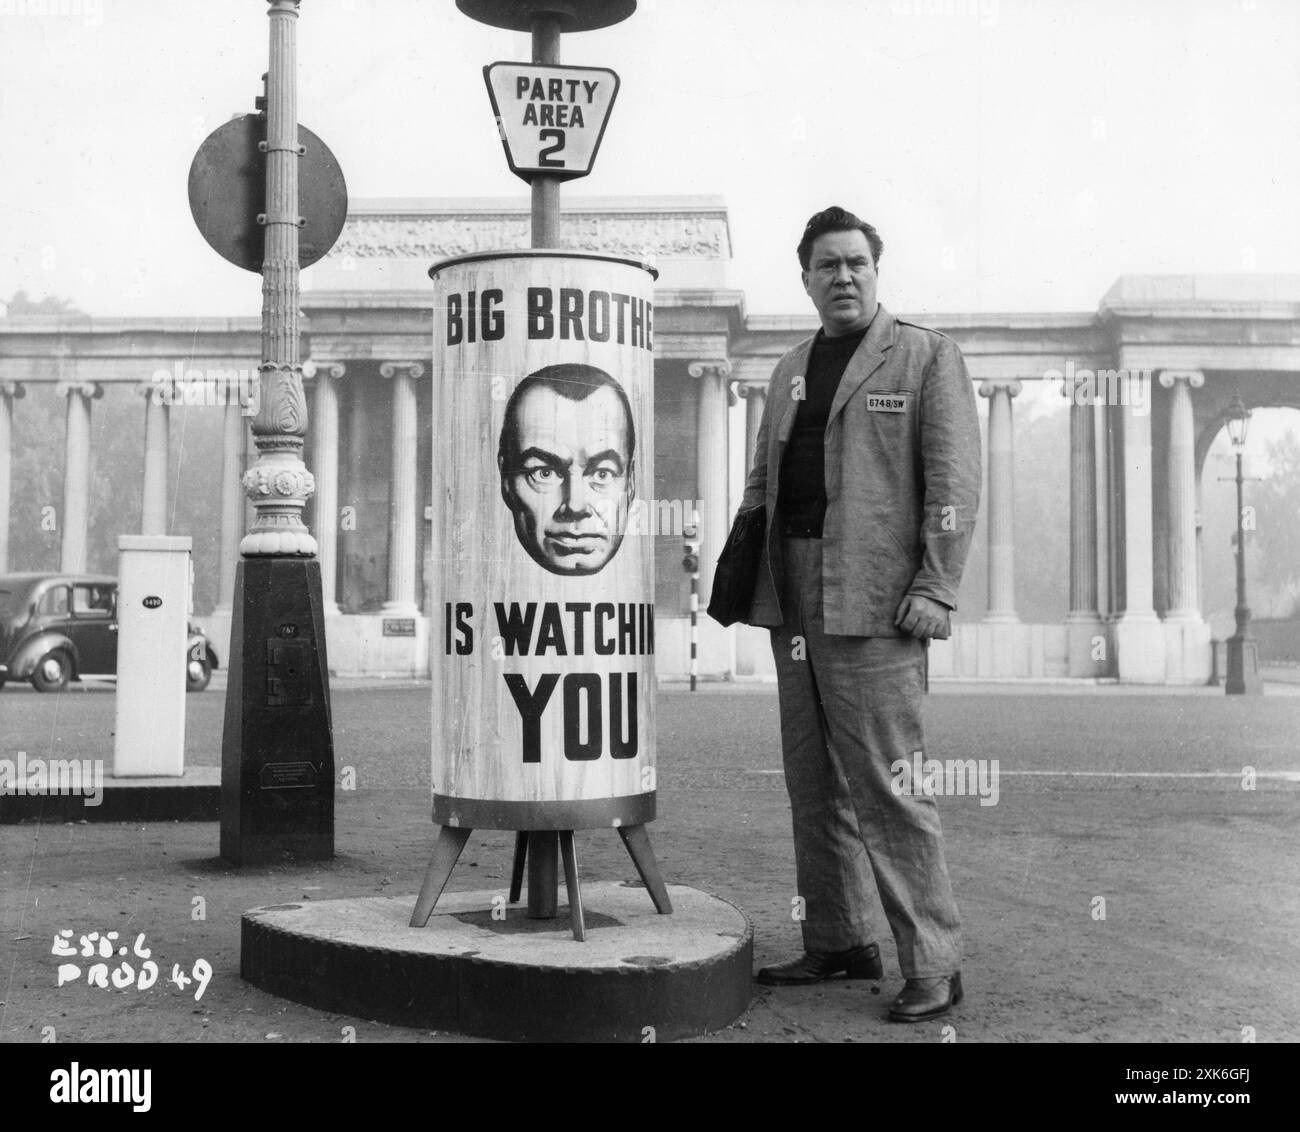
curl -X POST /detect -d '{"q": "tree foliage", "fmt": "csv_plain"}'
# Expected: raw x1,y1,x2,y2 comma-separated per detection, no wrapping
4,290,86,316
1252,432,1300,600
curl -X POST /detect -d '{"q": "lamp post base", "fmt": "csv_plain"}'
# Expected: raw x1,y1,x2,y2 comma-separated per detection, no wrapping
1225,635,1262,696
220,557,335,864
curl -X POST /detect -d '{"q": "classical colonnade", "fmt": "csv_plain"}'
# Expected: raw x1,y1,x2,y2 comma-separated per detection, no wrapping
701,366,1212,682
0,353,1256,686
3,196,1295,683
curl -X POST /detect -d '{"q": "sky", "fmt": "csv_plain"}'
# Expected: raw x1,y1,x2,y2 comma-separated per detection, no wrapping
1,0,1297,325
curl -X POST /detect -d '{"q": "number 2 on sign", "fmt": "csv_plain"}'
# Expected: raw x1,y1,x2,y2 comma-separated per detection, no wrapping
538,129,565,167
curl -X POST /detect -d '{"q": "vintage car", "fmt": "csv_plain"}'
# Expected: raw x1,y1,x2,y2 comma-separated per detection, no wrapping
0,572,217,693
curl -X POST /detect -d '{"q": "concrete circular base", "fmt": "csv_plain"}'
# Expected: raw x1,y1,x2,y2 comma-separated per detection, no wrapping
241,882,752,1042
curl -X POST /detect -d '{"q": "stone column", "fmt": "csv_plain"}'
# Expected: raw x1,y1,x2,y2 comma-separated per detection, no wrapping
137,382,170,536
1195,478,1206,617
978,380,1021,623
1159,370,1205,620
0,382,24,572
380,361,424,614
1113,370,1165,682
1158,370,1210,683
215,400,249,615
1063,376,1105,674
1094,399,1112,619
738,382,767,471
690,360,731,611
57,381,102,574
305,361,343,614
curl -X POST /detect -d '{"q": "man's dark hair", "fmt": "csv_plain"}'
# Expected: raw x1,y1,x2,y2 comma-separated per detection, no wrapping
796,206,884,271
498,363,636,471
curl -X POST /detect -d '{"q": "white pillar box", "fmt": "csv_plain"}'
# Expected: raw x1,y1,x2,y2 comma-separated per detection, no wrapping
113,535,192,777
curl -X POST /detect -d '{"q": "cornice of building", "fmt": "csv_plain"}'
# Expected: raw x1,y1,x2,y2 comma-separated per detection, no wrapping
1099,274,1300,320
0,315,265,336
347,195,729,217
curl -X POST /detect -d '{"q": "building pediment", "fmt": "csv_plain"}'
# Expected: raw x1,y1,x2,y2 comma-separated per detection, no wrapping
310,196,731,295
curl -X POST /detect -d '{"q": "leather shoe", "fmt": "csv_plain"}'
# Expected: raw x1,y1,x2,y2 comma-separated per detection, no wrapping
888,971,963,1022
755,943,883,986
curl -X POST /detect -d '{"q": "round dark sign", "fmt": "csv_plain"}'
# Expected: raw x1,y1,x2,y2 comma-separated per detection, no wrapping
457,0,635,32
188,114,348,273
142,595,163,609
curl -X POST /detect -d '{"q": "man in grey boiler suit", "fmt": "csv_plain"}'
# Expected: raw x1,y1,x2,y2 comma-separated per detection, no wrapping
736,206,981,1022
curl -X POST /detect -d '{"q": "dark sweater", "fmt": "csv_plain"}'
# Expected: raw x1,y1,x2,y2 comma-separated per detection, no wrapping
776,322,871,536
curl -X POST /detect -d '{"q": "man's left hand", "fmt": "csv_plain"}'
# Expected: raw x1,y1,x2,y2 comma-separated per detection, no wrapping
894,594,951,640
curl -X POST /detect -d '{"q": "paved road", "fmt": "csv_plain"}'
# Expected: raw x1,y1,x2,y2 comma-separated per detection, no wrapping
1,680,1297,1044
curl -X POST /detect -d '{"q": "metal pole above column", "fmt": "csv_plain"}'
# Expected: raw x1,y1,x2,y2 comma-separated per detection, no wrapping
531,13,562,248
523,0,562,923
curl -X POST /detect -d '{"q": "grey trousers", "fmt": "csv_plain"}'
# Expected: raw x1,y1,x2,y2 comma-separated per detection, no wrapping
769,537,961,977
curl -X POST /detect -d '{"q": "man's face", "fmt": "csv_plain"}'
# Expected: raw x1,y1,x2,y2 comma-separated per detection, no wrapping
500,383,635,576
802,229,879,337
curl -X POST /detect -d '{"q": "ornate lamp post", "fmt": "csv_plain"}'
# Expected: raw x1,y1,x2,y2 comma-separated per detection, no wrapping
241,0,315,556
210,0,343,863
1224,393,1262,695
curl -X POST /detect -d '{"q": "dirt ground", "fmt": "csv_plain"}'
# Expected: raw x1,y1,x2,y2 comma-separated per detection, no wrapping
2,677,1298,1046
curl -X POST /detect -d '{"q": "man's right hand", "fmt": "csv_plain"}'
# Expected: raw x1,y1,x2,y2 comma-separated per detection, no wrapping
893,594,951,640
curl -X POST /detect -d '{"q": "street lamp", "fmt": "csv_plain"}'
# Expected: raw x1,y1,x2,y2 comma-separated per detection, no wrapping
1224,393,1262,695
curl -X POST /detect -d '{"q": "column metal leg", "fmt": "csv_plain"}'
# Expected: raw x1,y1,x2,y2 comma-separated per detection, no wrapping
409,825,472,927
558,830,585,942
508,831,528,904
617,824,673,914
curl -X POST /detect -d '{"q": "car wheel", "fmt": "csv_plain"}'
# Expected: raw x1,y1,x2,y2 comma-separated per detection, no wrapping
31,650,71,693
187,655,212,693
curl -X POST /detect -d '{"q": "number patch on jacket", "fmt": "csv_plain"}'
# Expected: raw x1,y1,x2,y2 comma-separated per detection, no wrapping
866,393,908,413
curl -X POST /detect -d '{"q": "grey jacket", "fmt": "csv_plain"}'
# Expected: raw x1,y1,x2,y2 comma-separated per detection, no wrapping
738,305,982,636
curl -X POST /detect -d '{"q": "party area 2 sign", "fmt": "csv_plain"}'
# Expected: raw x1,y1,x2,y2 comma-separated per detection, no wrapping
484,62,619,182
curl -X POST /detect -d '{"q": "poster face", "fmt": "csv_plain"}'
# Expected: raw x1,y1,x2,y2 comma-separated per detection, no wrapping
498,364,636,577
429,252,657,829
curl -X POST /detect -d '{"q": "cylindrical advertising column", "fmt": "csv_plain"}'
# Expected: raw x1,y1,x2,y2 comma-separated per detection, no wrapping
430,251,656,831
